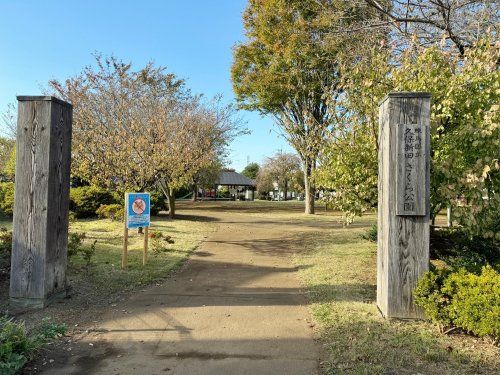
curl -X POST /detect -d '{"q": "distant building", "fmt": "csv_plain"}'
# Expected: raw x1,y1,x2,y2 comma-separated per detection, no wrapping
215,170,256,201
197,169,256,201
267,181,302,201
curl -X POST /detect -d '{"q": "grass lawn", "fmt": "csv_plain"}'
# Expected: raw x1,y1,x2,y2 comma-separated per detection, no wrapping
292,214,499,375
67,215,215,296
0,214,215,312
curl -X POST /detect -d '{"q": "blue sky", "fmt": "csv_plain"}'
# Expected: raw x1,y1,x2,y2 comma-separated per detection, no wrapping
0,0,293,171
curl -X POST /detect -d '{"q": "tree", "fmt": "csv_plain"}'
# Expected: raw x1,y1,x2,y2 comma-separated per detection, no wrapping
316,39,499,237
257,152,302,200
0,137,15,180
50,55,243,219
156,95,244,216
1,103,16,138
2,146,16,182
190,162,223,202
391,40,500,237
232,0,383,214
316,45,391,222
0,105,16,182
241,162,260,180
363,0,499,55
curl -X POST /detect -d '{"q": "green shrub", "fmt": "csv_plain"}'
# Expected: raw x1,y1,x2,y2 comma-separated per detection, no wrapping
0,182,14,217
0,227,12,252
362,224,377,242
96,204,124,221
104,190,165,216
67,232,86,257
414,266,500,339
67,232,97,266
414,268,454,327
70,186,116,218
0,316,32,374
81,240,97,267
444,267,500,338
0,316,66,375
0,228,12,269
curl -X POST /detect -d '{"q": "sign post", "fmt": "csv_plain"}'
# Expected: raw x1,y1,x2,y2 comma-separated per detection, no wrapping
377,92,431,319
123,192,151,269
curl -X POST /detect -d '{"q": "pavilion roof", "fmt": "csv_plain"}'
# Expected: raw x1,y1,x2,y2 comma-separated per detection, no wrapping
215,171,255,187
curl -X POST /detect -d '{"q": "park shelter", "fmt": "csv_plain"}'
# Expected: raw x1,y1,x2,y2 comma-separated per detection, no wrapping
214,170,256,200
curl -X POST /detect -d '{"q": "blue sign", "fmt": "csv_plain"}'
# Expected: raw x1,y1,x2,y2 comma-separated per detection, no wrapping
126,192,150,229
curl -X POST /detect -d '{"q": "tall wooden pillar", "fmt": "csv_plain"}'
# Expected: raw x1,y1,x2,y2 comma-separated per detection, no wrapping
10,96,72,310
377,92,431,319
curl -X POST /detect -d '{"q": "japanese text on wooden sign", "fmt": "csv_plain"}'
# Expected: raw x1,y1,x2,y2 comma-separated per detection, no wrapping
396,124,426,216
126,193,151,228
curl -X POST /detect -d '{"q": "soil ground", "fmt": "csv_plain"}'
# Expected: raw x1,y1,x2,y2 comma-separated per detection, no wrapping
26,202,323,375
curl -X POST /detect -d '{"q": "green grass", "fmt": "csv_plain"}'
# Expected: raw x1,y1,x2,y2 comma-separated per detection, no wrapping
292,219,499,375
67,215,215,295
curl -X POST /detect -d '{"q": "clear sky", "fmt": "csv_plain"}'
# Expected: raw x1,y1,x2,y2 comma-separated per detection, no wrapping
0,0,294,171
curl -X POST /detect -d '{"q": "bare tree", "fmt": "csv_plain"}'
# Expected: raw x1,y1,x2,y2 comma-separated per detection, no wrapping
1,103,17,138
363,0,499,54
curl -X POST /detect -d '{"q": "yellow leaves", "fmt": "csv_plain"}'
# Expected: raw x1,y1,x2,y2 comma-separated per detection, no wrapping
482,165,491,178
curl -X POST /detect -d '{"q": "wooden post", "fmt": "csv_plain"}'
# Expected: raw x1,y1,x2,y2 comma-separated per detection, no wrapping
122,220,128,269
10,96,72,310
143,226,149,266
377,92,431,319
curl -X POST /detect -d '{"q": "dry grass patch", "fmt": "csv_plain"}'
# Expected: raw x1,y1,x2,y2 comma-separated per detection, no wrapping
293,218,499,374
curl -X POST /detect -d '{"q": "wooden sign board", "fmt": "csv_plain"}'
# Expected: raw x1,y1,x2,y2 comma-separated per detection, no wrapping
396,123,427,216
377,92,431,319
10,96,72,310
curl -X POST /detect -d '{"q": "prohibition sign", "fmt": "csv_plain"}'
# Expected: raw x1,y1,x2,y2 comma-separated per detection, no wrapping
132,197,146,215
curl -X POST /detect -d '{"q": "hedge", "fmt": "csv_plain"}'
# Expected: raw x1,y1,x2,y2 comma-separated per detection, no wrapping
414,266,499,339
69,186,116,218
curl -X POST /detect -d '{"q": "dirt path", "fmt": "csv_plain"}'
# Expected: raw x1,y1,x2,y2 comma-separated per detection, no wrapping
41,208,320,374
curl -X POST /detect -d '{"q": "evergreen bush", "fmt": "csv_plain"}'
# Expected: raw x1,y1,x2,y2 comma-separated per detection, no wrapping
70,186,116,218
414,266,499,339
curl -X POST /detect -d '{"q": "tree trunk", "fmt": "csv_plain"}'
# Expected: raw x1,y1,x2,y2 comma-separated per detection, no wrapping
157,178,176,219
191,184,198,202
166,188,176,219
304,159,315,214
284,180,288,201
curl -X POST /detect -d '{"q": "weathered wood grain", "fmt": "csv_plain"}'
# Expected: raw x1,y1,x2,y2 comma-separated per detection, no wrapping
10,96,72,310
377,92,431,319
